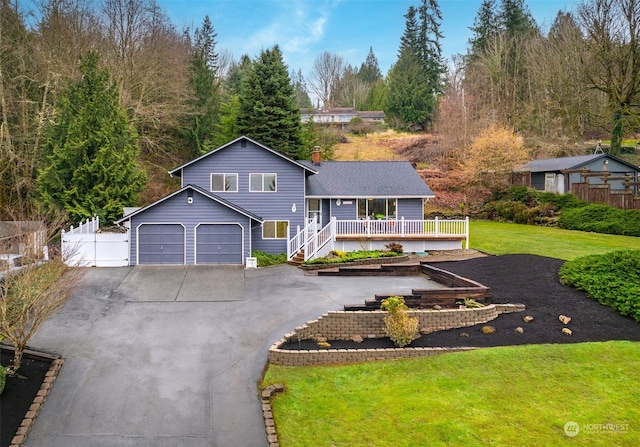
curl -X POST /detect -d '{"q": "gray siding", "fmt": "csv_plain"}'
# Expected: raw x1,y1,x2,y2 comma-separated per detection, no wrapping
397,198,424,219
129,189,252,265
330,199,357,220
181,140,307,254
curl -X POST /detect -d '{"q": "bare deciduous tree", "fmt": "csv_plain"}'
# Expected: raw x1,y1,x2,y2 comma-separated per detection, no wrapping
308,51,345,108
0,216,83,375
578,0,640,154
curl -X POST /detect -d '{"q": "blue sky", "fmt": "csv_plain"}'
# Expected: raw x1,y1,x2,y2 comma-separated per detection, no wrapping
160,0,580,78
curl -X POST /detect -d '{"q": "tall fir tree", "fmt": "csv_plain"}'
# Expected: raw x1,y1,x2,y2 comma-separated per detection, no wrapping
292,68,313,109
467,0,499,59
38,51,146,224
236,45,302,159
386,0,444,130
358,47,382,84
186,15,220,156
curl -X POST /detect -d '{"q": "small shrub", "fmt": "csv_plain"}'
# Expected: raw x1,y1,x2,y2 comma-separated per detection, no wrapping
464,298,484,308
252,251,287,267
381,296,419,348
328,250,348,258
385,242,403,254
560,250,640,322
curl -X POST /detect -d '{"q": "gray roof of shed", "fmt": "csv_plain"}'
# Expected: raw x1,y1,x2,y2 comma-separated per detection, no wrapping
516,154,640,173
299,161,435,198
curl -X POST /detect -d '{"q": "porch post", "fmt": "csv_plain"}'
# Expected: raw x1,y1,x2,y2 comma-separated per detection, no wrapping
401,216,405,237
366,217,371,237
435,216,439,237
287,225,292,259
465,216,470,249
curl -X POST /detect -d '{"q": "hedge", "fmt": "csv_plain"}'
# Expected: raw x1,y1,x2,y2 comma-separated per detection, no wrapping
559,250,640,322
557,204,640,237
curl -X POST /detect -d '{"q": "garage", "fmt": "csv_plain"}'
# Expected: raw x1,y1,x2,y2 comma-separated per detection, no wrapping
138,224,185,264
195,224,243,264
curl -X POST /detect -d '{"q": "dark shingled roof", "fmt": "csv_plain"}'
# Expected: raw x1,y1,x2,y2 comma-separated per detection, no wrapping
299,161,434,197
515,154,625,172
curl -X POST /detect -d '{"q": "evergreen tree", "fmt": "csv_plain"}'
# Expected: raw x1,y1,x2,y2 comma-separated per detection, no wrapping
236,45,302,159
38,51,146,224
467,0,499,58
186,15,220,156
292,68,313,109
358,47,382,84
386,0,444,130
385,51,434,131
499,0,537,37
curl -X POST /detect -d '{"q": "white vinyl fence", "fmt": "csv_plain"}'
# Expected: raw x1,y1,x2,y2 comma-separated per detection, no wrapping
62,216,129,267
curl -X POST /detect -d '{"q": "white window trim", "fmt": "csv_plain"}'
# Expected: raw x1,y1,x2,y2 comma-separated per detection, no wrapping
262,220,289,239
249,173,277,192
356,198,398,219
210,173,238,192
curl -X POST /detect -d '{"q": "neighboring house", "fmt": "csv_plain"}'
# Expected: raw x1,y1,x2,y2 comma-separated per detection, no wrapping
514,154,640,194
0,221,47,272
300,108,385,124
115,136,466,266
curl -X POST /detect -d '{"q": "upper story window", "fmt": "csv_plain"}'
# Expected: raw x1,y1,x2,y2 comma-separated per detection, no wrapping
250,173,277,192
211,173,238,192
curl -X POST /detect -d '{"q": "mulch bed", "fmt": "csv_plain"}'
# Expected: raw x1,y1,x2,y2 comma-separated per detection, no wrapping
0,348,54,447
284,254,640,350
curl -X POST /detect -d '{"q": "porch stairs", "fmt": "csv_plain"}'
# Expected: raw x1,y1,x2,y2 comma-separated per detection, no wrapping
287,249,305,266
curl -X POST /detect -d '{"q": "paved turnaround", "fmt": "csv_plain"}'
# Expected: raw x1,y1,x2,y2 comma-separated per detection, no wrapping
25,264,434,447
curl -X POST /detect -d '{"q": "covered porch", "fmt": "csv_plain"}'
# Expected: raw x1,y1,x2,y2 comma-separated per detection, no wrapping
288,217,469,262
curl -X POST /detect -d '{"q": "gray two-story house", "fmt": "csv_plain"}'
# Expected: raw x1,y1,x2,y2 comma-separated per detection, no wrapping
116,136,467,266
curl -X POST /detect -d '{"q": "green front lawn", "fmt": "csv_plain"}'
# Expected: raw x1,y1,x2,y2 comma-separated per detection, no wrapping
469,220,638,260
264,342,640,446
263,222,640,446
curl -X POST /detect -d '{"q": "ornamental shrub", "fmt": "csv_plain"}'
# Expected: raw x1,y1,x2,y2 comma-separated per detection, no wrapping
381,296,419,348
558,205,640,237
559,250,640,322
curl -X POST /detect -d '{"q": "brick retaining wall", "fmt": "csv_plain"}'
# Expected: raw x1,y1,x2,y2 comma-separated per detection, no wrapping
269,303,525,366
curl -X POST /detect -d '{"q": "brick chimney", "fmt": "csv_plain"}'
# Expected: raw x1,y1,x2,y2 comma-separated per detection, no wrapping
312,146,321,165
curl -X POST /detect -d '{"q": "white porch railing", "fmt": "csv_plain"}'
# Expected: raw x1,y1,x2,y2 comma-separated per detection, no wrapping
287,218,335,261
288,216,469,261
335,216,469,248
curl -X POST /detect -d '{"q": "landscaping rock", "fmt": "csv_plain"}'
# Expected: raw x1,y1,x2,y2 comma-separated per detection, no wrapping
562,328,573,336
351,335,364,343
559,315,572,325
515,327,524,333
481,325,496,334
523,315,534,323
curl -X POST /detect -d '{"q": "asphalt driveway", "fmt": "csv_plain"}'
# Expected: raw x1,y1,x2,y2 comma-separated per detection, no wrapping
24,264,434,447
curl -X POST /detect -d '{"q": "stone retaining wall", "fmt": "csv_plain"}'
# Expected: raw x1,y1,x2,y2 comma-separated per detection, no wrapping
269,303,525,366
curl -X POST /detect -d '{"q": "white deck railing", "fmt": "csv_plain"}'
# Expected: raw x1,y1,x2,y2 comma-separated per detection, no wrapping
289,217,469,260
335,217,468,243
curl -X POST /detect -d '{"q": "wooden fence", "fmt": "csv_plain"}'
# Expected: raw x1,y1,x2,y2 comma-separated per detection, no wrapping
571,183,640,210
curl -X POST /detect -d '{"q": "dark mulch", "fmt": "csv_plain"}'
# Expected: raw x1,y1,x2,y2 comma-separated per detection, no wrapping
0,348,52,447
283,254,640,350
